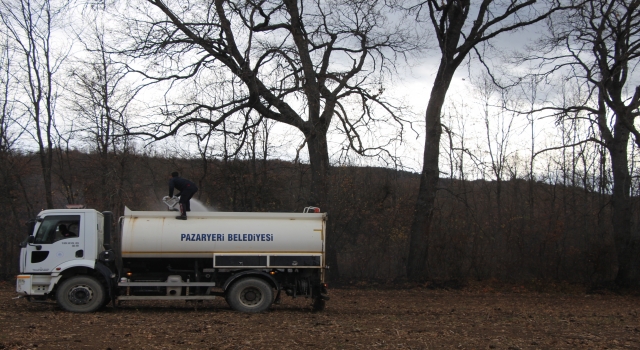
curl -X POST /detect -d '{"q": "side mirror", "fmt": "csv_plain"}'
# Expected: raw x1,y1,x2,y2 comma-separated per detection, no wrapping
19,236,34,248
26,219,37,236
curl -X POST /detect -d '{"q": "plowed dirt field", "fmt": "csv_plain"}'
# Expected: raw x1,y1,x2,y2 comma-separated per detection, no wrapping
1,281,639,349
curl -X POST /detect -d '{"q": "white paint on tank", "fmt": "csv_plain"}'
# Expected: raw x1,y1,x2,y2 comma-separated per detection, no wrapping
120,207,326,258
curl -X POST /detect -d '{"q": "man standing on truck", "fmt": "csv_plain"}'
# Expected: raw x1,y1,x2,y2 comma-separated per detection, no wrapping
169,171,198,220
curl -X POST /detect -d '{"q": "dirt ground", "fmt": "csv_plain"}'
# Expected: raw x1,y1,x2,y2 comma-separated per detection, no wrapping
1,281,639,349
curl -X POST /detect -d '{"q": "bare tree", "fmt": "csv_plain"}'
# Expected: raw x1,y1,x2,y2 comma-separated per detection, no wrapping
0,21,19,154
0,0,71,208
532,0,640,285
52,124,79,204
404,0,572,281
112,0,417,278
0,16,26,277
61,8,142,215
69,36,135,159
123,0,416,191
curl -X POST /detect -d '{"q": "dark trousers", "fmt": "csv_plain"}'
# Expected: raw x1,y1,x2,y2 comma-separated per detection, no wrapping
178,187,197,215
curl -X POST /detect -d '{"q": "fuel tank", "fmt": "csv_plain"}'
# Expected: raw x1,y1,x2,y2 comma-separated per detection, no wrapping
120,207,326,258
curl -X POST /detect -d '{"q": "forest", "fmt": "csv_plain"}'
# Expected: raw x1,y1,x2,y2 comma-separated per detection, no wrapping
0,150,626,286
0,0,639,288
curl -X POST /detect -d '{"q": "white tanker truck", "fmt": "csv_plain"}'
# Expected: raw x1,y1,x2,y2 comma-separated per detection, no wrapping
15,207,329,313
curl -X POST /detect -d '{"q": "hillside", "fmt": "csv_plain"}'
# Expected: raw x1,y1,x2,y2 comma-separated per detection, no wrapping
0,151,622,284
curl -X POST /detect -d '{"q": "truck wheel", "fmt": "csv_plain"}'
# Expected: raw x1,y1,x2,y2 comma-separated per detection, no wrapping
226,277,273,313
56,276,105,313
312,297,325,312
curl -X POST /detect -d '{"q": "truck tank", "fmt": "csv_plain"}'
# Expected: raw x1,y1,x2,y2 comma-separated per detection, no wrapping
120,207,326,259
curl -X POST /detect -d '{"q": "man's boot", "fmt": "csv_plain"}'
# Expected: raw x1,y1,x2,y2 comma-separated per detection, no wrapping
176,204,187,220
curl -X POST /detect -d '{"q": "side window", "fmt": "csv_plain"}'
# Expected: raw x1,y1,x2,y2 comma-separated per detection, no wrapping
34,215,81,244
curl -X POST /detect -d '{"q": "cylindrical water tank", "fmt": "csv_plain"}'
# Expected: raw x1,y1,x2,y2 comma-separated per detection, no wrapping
120,207,326,258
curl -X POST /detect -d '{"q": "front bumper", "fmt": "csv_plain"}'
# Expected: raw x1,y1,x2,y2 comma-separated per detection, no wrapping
16,274,59,295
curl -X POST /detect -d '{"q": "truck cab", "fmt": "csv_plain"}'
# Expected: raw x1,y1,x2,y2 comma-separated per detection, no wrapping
17,209,114,312
20,209,104,274
18,209,104,297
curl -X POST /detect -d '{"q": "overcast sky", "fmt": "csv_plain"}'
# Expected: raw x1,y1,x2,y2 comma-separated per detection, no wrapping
5,1,636,182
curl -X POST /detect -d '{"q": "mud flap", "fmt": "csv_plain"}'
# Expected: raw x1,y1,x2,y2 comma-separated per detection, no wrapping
95,262,116,307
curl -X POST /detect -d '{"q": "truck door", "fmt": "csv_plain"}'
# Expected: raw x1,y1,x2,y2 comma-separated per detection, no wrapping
24,214,85,274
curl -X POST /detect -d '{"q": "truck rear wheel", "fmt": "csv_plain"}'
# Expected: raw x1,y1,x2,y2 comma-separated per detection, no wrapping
56,276,105,313
312,297,326,312
226,277,273,313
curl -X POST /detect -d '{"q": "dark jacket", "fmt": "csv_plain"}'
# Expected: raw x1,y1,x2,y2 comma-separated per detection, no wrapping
169,177,198,197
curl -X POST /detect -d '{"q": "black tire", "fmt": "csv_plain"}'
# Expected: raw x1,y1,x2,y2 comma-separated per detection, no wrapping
56,276,105,313
312,297,326,312
226,277,274,313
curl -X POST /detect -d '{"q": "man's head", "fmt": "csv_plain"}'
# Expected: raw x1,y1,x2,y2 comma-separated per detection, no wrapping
171,171,179,178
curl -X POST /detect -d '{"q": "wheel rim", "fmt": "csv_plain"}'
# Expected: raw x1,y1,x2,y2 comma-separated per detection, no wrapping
239,287,262,306
67,285,94,305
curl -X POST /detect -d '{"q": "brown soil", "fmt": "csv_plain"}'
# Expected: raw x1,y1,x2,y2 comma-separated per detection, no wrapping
0,281,638,349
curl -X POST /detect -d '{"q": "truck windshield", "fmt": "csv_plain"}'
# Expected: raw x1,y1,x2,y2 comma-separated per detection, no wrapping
34,215,81,244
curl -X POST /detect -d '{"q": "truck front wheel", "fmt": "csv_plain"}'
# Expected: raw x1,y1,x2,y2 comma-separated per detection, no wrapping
56,276,105,313
226,277,273,313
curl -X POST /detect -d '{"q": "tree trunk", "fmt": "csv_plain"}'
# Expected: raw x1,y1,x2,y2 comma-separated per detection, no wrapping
306,132,329,208
406,67,454,281
609,125,637,286
40,149,54,209
306,129,339,280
